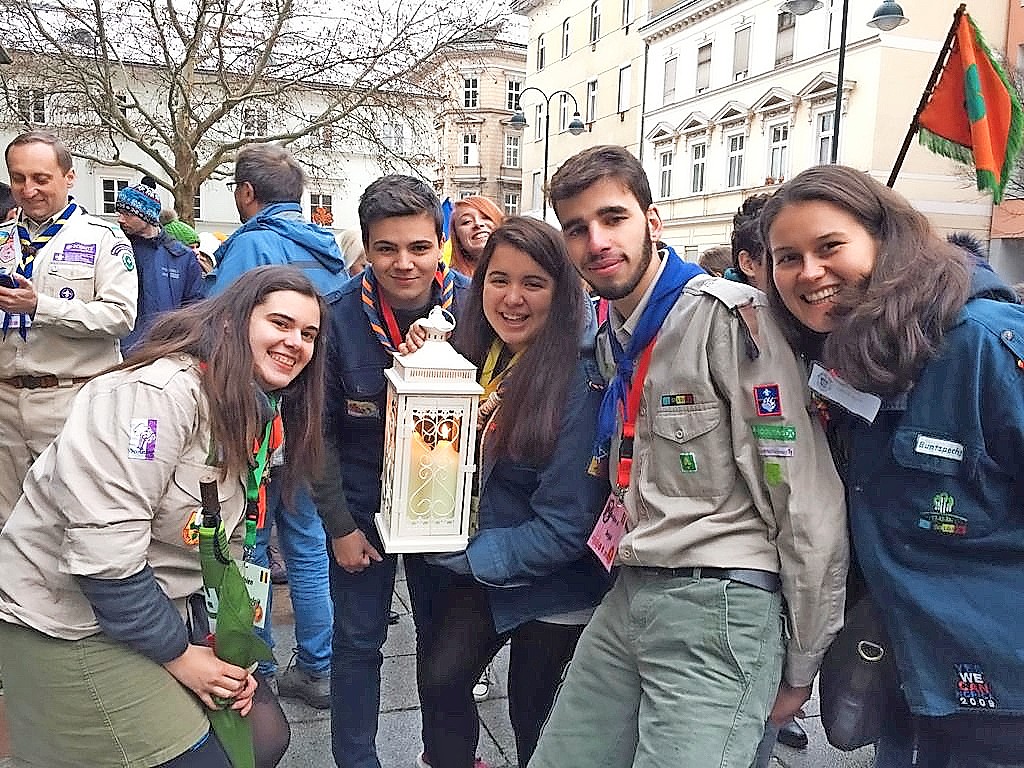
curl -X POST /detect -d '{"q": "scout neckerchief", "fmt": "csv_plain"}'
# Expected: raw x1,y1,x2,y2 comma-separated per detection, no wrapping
6,201,78,340
360,260,455,352
243,392,282,558
591,246,704,475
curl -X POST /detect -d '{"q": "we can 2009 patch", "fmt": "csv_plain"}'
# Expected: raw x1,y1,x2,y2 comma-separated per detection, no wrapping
956,663,997,709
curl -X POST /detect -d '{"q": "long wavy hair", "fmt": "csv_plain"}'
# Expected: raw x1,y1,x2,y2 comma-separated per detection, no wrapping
455,216,585,465
119,266,328,500
759,165,970,396
450,196,504,276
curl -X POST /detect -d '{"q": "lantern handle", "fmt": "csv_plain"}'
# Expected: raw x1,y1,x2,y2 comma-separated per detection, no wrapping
419,306,456,340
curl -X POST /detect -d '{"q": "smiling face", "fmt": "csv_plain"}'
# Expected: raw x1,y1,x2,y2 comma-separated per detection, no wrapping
7,141,75,222
555,177,662,316
454,207,496,262
249,290,321,391
768,200,878,334
482,243,554,353
365,212,441,310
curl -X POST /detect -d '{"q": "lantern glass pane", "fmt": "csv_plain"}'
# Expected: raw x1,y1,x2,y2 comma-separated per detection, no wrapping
401,406,466,535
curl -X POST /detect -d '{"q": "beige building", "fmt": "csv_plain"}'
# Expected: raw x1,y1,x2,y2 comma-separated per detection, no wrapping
431,20,528,214
640,0,1008,259
512,0,647,219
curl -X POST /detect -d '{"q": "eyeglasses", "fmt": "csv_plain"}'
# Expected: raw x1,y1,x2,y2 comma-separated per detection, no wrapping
225,180,244,189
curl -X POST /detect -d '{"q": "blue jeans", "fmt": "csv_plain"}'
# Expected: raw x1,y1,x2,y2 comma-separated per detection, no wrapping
253,475,332,677
328,523,452,768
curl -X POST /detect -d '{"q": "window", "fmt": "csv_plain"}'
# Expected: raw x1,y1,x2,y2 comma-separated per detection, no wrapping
658,150,673,199
506,79,522,111
461,133,479,165
562,19,571,58
115,91,129,119
727,133,745,188
242,105,267,137
504,192,520,216
586,80,598,123
733,27,751,81
17,87,46,124
101,178,129,214
816,110,835,164
663,57,677,103
320,125,334,149
590,1,601,43
696,43,712,93
691,142,706,194
558,93,569,132
617,65,631,113
621,0,632,28
532,171,543,210
776,12,796,66
768,123,789,180
534,104,544,142
459,190,478,199
504,133,520,167
382,122,404,152
463,77,479,108
309,193,332,224
537,34,546,70
193,186,202,221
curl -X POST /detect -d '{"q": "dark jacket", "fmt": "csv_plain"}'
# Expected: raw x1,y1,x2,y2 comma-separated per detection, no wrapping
203,202,346,300
845,276,1024,716
121,230,204,353
313,271,471,538
466,347,611,634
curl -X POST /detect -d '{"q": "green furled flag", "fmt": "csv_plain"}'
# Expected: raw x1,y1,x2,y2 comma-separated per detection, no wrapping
917,9,1023,203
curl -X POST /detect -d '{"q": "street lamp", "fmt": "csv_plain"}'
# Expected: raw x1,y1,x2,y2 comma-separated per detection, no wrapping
509,86,586,218
783,0,909,163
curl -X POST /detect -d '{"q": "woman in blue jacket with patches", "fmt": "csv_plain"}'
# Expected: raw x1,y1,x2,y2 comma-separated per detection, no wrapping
412,216,610,768
761,165,1024,768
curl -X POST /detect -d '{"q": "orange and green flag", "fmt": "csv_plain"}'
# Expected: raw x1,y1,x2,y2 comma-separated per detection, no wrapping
918,10,1023,203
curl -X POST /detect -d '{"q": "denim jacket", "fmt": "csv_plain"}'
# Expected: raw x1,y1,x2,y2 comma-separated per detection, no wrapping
846,296,1024,716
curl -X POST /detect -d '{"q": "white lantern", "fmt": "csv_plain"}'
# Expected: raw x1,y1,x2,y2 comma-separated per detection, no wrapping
376,307,483,553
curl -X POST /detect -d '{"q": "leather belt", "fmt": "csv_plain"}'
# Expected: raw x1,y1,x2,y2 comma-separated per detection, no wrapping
0,375,90,389
638,566,781,593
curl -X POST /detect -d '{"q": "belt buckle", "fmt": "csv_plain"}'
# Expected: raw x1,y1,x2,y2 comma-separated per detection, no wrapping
22,376,40,390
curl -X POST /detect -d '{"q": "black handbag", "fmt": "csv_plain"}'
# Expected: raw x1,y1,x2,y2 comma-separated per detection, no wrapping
818,594,898,751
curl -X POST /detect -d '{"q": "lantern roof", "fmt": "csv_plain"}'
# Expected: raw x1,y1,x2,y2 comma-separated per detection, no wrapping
386,307,483,395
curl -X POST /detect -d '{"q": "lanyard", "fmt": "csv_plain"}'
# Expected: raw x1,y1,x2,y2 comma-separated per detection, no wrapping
615,338,656,492
244,404,279,552
378,294,403,351
479,339,522,401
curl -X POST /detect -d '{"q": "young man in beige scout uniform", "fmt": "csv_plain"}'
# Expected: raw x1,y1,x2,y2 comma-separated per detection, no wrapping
528,146,848,768
0,132,137,523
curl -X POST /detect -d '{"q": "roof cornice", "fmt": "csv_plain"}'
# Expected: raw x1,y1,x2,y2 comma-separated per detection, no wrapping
640,0,746,43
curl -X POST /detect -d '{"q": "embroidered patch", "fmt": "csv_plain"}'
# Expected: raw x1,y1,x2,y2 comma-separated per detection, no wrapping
956,663,997,709
113,243,135,272
753,384,783,418
182,508,201,546
751,423,797,442
0,231,9,245
679,452,697,472
758,445,794,458
59,286,75,300
55,242,97,265
918,492,967,536
346,399,380,419
128,418,158,461
764,462,783,487
915,435,964,462
661,393,696,407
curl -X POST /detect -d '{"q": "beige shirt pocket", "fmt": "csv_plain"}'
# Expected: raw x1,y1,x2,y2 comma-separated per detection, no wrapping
646,404,732,499
151,462,233,550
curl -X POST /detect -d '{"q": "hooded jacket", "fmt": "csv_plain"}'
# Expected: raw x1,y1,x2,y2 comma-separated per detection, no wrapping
203,202,346,299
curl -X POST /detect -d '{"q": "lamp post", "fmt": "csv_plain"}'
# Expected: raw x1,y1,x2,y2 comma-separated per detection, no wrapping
508,87,586,218
783,0,908,163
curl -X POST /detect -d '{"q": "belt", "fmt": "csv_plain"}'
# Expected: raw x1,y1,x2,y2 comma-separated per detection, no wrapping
0,375,90,389
638,566,781,593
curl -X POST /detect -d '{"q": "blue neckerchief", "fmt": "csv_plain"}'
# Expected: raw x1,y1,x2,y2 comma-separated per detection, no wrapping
7,201,78,340
593,246,704,462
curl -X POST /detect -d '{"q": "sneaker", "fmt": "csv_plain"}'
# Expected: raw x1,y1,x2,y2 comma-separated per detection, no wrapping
268,544,288,584
276,666,330,709
416,752,490,768
472,664,492,702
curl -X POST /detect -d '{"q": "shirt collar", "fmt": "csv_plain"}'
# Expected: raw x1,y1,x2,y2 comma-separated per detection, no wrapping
21,199,75,237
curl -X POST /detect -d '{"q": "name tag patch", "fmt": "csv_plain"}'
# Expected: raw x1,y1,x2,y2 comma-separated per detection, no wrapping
55,242,97,264
758,445,794,458
915,435,964,462
128,418,158,460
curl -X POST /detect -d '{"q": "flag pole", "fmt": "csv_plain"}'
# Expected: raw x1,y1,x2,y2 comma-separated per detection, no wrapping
887,3,967,188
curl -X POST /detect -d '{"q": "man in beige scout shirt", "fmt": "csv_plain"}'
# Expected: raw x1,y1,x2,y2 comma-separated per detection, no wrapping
0,132,137,524
528,146,848,768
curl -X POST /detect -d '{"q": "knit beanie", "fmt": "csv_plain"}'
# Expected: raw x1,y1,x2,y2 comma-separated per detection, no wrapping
164,219,200,246
116,175,161,226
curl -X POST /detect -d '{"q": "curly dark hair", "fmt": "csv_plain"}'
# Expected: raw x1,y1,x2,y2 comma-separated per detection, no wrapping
760,165,970,396
730,193,771,280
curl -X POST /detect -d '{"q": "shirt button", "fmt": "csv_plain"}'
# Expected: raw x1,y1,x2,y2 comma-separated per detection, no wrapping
675,429,684,439
853,485,862,492
640,405,647,416
620,547,632,559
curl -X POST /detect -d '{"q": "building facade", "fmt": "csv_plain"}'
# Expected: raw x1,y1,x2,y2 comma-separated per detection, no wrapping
640,0,1009,260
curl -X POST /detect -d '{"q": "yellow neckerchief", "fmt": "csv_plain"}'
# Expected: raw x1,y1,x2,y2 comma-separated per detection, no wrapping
479,338,523,401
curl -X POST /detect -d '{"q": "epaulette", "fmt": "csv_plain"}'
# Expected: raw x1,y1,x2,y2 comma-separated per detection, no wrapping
138,354,198,389
695,275,763,361
83,216,121,234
